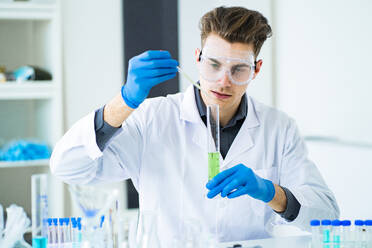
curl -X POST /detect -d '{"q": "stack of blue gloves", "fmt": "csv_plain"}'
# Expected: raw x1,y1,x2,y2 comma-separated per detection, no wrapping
0,140,51,161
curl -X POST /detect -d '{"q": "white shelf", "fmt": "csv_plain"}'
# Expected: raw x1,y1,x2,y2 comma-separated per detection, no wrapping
0,158,49,168
0,2,56,20
0,0,63,217
0,81,55,99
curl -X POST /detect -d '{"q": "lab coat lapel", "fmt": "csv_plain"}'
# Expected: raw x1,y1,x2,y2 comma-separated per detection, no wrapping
180,86,207,150
222,96,260,168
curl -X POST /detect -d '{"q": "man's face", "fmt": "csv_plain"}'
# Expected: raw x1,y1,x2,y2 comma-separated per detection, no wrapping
195,34,262,111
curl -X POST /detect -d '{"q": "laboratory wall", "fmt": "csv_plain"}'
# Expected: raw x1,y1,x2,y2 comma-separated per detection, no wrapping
62,0,124,128
274,0,372,219
61,0,126,214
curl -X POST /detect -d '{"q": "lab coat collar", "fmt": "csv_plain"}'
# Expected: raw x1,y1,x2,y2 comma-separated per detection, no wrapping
180,85,260,128
180,85,203,123
222,95,260,166
180,85,260,167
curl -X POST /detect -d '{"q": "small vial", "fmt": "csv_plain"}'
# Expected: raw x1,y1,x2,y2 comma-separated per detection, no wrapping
321,219,332,248
59,218,65,246
65,218,72,247
341,220,351,247
310,219,321,248
71,221,77,243
53,218,59,244
331,220,341,248
77,222,82,243
47,218,53,244
355,220,365,247
65,218,71,243
364,220,372,248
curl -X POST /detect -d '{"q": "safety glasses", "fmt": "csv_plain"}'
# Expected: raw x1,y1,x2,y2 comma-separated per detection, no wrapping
198,50,256,85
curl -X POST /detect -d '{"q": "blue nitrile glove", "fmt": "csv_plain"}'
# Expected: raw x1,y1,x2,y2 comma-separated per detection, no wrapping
206,164,275,203
121,50,178,109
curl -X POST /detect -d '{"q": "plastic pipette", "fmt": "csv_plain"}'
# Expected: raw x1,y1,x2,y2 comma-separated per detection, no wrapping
177,66,207,94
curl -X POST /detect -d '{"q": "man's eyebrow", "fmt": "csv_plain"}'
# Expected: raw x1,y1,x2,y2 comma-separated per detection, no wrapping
208,57,221,64
232,63,250,68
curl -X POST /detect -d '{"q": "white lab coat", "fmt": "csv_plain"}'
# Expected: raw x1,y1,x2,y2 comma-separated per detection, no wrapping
50,85,339,246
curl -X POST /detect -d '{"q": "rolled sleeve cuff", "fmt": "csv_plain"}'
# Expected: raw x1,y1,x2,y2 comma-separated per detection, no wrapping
274,186,301,222
94,106,122,151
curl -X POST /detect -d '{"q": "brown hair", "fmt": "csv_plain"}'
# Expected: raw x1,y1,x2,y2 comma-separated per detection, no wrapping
199,6,272,57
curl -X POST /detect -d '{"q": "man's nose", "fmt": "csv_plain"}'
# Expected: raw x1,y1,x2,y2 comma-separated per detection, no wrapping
217,70,232,87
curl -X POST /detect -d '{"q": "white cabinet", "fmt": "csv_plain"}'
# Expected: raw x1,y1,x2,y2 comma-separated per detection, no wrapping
0,0,63,218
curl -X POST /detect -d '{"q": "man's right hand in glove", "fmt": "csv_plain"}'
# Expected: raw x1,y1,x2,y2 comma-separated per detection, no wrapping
121,50,179,109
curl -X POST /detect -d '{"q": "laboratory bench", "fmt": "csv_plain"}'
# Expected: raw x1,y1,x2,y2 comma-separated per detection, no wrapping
220,235,311,248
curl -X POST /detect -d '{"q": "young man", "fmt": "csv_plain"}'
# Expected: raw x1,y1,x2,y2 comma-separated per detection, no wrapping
51,6,339,246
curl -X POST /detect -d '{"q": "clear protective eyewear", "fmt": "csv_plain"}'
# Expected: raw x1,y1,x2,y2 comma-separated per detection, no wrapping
198,50,256,85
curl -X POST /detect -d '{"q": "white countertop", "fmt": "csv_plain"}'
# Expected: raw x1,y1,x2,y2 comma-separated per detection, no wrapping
220,235,311,248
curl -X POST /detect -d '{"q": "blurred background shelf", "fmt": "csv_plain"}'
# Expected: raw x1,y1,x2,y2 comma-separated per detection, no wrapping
0,0,63,218
0,81,55,99
0,2,56,20
0,159,49,168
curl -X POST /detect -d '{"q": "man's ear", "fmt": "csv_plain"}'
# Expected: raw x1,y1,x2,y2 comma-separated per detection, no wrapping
195,48,201,62
252,59,263,80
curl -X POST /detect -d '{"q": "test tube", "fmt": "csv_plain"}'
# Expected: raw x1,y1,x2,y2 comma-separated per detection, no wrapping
321,219,331,248
53,218,59,244
65,218,71,245
331,220,341,248
355,220,364,247
47,218,53,244
207,104,220,181
31,174,49,248
77,222,82,243
341,220,351,247
310,220,321,248
365,220,372,248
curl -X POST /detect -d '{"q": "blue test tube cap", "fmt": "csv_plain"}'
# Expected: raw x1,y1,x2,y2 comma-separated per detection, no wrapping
47,218,53,226
65,218,70,225
59,218,64,225
72,221,77,229
341,220,351,226
331,220,341,226
321,219,332,226
77,217,82,223
77,222,82,231
364,220,372,226
355,220,364,226
53,218,58,226
310,220,320,226
71,217,77,225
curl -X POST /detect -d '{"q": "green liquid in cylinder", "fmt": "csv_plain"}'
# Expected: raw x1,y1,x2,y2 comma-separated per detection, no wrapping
208,152,220,181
